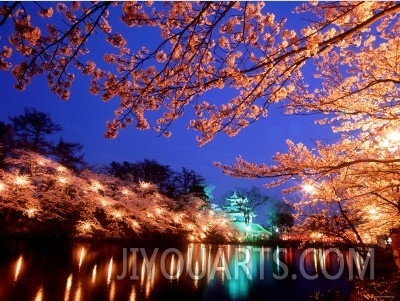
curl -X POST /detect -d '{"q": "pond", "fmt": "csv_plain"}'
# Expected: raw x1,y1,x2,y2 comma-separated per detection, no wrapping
0,240,369,300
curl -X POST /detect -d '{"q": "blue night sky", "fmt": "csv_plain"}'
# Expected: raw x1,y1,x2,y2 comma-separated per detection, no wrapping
0,2,335,203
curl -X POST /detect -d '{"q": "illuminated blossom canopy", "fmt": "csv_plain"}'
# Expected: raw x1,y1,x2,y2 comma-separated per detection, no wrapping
1,2,400,244
0,151,237,241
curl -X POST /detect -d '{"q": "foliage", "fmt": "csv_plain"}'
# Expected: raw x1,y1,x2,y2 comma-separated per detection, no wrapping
9,107,62,154
50,137,86,171
3,108,86,171
0,150,237,241
268,199,294,233
1,2,398,142
0,121,14,166
109,160,207,201
350,274,400,301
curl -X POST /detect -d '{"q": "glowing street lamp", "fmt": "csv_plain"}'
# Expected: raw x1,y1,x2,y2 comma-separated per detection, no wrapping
58,176,68,184
56,166,66,172
379,128,400,151
302,183,316,194
14,175,29,186
26,208,37,218
386,129,400,144
113,211,122,219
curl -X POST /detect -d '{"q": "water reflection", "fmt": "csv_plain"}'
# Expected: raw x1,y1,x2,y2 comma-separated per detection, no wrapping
14,255,23,282
34,286,43,301
0,241,358,300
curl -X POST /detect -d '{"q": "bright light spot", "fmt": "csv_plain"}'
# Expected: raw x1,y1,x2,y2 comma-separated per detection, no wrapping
0,181,5,191
26,208,37,218
131,220,140,229
310,232,323,240
173,213,184,224
37,160,45,166
122,188,130,195
34,286,44,301
302,183,315,194
78,221,93,234
189,235,195,241
113,211,122,219
386,129,400,144
91,181,103,191
57,166,66,172
101,199,108,207
155,208,163,215
64,274,73,301
209,210,214,216
170,254,175,278
140,181,150,189
379,128,400,151
78,247,85,270
92,265,97,283
368,207,380,220
75,282,82,301
15,175,29,186
187,224,195,230
14,255,23,282
130,286,136,301
58,177,68,184
107,258,113,285
110,281,116,301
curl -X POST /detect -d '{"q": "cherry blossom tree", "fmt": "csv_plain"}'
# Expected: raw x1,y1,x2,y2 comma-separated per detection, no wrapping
1,2,398,142
217,135,400,246
2,2,400,244
0,150,237,241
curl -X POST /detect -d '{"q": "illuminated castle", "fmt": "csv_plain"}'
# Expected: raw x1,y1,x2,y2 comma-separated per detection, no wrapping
223,191,254,224
223,192,270,240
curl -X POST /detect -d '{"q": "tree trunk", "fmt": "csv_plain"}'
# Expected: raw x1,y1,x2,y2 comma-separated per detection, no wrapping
390,233,400,271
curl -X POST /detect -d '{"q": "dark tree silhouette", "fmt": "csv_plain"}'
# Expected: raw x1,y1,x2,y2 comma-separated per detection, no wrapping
169,167,207,199
9,107,62,154
0,121,15,166
109,160,207,200
51,137,86,172
269,200,294,233
109,159,173,194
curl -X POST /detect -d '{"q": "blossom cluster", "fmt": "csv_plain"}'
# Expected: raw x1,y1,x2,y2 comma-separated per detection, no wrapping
0,150,238,241
1,2,397,144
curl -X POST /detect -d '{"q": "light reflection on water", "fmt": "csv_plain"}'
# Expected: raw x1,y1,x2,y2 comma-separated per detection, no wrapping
0,241,356,300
